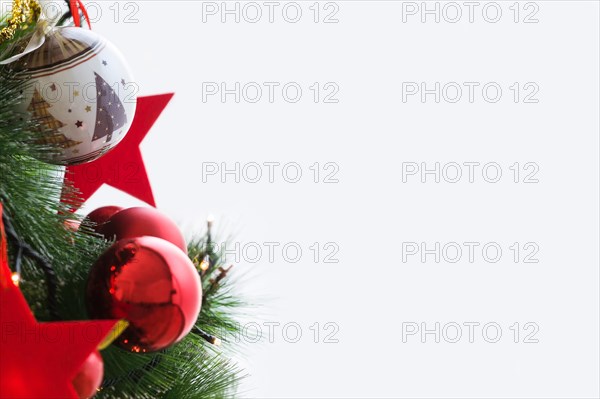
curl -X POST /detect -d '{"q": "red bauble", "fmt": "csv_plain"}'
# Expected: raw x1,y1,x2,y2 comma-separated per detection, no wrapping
85,236,202,352
100,207,187,253
83,206,123,233
72,351,104,399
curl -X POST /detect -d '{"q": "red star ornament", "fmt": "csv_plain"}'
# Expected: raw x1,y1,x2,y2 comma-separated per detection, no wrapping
63,93,174,211
0,204,119,398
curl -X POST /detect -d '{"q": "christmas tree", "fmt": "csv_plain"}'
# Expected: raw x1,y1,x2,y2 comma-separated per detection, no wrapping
0,4,251,399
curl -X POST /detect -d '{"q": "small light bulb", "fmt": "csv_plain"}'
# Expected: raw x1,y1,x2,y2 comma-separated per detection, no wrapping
199,255,210,271
213,337,222,346
11,272,20,286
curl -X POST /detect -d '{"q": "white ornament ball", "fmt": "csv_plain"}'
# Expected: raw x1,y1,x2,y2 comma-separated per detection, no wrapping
13,27,136,165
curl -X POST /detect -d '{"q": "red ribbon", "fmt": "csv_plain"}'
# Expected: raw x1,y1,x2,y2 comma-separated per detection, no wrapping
69,0,91,29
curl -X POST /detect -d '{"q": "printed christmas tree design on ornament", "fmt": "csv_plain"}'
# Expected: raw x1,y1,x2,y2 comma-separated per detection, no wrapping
92,72,127,143
28,89,81,149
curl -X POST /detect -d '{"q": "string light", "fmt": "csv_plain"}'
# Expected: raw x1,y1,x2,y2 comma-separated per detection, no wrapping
11,272,20,286
2,208,59,318
195,327,222,346
197,215,222,347
199,254,210,271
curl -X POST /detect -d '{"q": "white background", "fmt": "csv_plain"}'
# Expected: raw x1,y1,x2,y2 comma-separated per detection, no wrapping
16,0,600,397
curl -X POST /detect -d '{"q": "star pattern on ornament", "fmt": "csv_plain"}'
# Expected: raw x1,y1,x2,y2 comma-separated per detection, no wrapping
62,94,174,210
50,83,57,91
73,90,80,97
102,60,108,66
85,105,92,112
0,204,119,399
75,120,83,128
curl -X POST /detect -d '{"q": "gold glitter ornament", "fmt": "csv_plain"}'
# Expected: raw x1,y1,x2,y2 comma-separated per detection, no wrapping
0,0,41,43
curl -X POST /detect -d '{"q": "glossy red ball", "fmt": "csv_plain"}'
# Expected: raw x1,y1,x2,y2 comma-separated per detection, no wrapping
100,207,187,253
83,206,123,233
72,350,103,399
85,236,202,352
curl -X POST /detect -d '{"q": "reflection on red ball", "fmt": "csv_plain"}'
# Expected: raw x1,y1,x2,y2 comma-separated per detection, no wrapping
72,350,103,399
100,207,187,253
85,236,202,352
83,206,123,233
